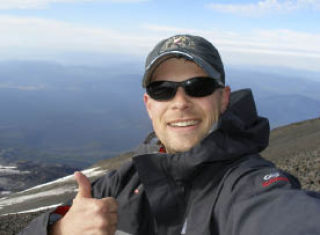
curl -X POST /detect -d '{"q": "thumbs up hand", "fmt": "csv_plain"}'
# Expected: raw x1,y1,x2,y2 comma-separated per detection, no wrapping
75,170,92,198
49,171,118,235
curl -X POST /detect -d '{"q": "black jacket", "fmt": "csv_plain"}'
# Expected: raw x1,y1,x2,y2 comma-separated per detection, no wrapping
20,89,320,235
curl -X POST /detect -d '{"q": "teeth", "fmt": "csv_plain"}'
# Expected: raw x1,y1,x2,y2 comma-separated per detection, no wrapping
169,120,199,127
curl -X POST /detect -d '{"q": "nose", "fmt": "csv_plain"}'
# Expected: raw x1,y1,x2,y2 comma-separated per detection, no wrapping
170,87,191,110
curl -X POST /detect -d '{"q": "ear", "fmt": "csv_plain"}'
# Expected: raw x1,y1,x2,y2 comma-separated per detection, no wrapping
144,92,153,120
220,86,231,114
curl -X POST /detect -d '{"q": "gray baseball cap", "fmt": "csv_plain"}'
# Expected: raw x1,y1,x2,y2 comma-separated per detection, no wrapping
142,34,225,88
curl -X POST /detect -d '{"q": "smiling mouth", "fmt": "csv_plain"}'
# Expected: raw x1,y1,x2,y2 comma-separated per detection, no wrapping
168,120,200,127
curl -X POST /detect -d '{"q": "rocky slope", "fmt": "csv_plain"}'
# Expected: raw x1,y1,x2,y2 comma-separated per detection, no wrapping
0,160,79,196
1,118,320,234
261,117,320,191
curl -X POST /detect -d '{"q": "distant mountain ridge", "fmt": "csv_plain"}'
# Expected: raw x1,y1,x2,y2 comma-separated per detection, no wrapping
258,94,320,127
227,68,320,128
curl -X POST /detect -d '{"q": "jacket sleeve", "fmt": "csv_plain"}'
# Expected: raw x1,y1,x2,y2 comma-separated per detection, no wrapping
18,169,119,235
215,162,320,235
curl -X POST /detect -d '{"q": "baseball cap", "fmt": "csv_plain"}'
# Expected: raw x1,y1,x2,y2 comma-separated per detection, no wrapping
142,34,225,88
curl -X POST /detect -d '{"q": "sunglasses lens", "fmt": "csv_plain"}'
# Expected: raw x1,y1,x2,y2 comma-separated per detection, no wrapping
147,81,176,100
147,77,222,101
185,78,220,97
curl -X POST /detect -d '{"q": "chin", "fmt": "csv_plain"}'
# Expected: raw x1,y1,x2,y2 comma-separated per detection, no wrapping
166,138,199,153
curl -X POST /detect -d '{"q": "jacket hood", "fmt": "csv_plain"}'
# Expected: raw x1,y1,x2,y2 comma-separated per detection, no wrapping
133,89,270,180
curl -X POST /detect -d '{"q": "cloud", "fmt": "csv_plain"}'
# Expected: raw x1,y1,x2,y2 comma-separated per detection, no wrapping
0,84,46,90
0,16,319,72
0,0,147,9
0,15,154,57
206,0,320,16
141,24,320,71
141,24,198,34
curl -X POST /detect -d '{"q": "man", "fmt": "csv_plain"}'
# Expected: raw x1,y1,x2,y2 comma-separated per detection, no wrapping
21,35,320,235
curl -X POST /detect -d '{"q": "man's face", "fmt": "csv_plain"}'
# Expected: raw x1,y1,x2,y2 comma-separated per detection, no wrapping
144,58,230,153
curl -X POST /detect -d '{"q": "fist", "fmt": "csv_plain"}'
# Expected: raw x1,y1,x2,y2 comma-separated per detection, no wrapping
49,171,118,235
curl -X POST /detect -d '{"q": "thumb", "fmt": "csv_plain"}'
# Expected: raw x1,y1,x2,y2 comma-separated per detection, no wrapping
74,171,92,198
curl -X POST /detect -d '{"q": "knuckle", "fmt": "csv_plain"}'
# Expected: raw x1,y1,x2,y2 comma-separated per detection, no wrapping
103,197,118,211
101,202,110,213
95,217,107,229
93,200,112,214
109,213,118,225
92,200,104,213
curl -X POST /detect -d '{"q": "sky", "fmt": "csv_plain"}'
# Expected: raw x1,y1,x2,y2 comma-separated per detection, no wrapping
0,0,319,73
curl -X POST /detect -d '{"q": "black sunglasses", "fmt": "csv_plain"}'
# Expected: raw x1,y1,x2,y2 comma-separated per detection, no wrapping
146,76,223,101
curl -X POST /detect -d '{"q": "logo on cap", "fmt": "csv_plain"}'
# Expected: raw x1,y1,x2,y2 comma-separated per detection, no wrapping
160,35,195,52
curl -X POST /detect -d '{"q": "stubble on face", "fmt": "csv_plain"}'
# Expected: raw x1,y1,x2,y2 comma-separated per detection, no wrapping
144,58,229,154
